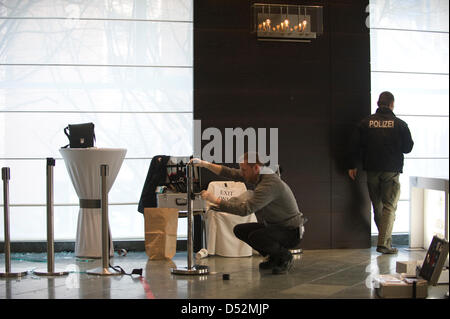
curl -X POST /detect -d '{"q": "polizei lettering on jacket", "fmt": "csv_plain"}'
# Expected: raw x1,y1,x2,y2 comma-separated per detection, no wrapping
369,120,394,128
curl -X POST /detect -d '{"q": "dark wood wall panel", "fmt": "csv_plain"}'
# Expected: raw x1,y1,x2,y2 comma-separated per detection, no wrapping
329,0,371,248
194,0,371,249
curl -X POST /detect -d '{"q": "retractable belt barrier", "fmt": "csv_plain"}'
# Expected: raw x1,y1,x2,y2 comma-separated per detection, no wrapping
0,167,28,278
33,158,69,277
2,163,140,280
171,162,209,276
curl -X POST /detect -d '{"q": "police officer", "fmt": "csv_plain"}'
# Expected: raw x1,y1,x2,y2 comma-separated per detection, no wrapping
348,91,414,254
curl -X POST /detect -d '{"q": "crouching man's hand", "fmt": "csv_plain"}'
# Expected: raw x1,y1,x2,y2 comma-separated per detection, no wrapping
189,158,223,176
200,190,221,206
189,158,208,167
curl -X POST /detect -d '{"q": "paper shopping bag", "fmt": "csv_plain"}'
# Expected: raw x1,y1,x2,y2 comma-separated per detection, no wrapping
144,208,179,260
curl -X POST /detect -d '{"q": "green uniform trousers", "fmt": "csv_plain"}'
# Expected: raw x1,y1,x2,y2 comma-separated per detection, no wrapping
366,171,401,249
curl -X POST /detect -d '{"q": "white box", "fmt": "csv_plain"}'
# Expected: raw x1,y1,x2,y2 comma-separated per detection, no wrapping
374,274,428,299
396,261,422,277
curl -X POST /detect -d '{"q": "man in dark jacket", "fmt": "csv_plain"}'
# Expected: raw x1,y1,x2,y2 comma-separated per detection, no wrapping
348,91,414,254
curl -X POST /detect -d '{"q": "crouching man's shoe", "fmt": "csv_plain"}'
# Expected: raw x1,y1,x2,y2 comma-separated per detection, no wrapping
376,246,398,254
272,254,294,275
259,256,277,270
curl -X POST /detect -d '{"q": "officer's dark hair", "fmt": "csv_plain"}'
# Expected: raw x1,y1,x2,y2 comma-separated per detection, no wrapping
377,91,395,108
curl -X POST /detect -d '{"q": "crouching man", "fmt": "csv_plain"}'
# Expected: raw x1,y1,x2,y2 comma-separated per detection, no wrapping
191,152,304,274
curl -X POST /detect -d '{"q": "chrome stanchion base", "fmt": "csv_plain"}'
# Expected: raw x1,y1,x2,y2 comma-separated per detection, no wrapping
290,248,303,255
171,265,209,276
86,267,123,276
33,269,69,277
0,271,28,278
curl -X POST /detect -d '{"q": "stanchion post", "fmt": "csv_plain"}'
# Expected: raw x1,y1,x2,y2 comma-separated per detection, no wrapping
47,158,55,272
86,164,121,276
187,162,194,270
34,159,68,277
2,167,11,274
170,162,208,276
0,167,27,278
101,164,109,270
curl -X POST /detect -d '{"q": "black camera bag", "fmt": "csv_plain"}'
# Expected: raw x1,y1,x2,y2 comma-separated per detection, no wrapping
63,122,96,148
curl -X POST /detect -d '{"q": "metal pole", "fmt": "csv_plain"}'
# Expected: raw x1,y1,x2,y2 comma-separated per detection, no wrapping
3,168,11,274
171,162,208,276
187,163,194,270
0,167,27,278
34,159,68,277
101,164,109,270
47,158,54,273
87,164,120,276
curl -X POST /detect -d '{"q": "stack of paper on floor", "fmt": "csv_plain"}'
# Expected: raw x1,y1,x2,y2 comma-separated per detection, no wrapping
375,235,449,298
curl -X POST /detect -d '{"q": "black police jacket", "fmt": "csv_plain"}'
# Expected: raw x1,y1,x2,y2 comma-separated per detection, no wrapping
348,107,414,173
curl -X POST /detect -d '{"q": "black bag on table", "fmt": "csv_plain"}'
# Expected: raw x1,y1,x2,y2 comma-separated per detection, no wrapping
63,122,96,148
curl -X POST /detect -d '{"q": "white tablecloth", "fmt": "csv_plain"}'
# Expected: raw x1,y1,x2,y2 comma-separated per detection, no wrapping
60,147,127,258
206,181,257,257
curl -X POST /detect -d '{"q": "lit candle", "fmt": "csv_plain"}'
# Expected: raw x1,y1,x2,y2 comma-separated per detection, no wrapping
276,24,280,31
259,23,263,30
280,22,284,31
302,19,307,31
262,21,266,31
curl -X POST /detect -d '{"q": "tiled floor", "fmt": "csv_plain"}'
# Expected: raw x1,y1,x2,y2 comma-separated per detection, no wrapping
0,246,448,299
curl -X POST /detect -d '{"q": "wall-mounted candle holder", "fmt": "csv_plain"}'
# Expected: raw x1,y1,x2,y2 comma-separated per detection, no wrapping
252,3,323,42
